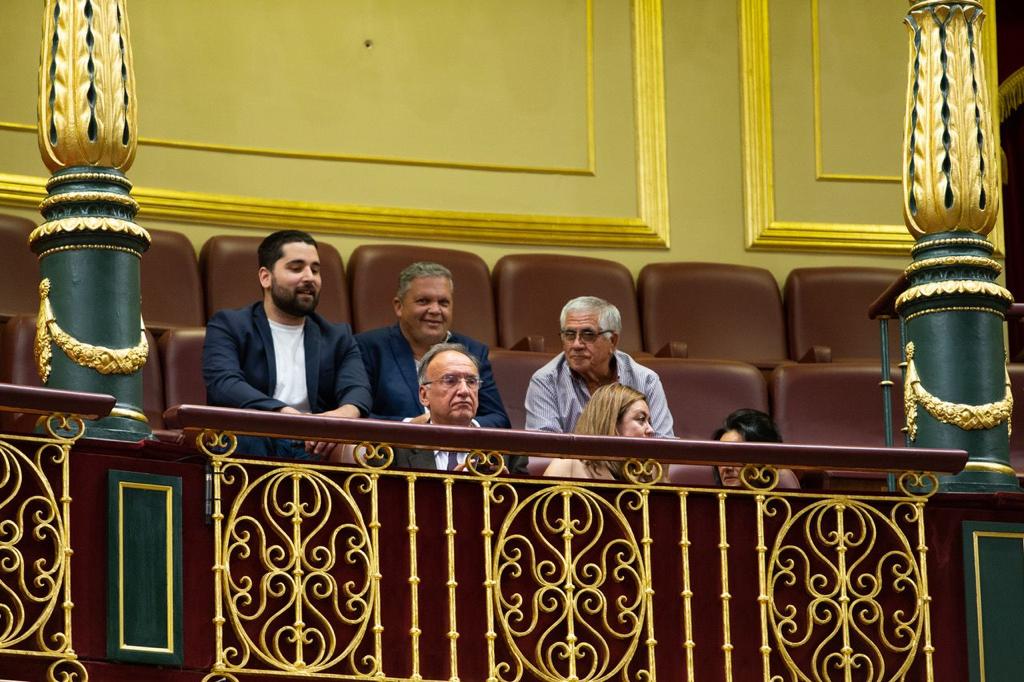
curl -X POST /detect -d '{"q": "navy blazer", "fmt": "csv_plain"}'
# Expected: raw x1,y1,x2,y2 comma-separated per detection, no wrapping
391,447,529,475
203,302,372,415
355,324,510,429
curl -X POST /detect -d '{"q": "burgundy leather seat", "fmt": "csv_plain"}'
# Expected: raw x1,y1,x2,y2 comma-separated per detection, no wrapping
784,267,903,362
771,362,902,448
638,262,788,367
142,228,204,334
488,349,555,430
492,254,642,353
639,357,769,440
1,315,164,430
0,214,40,322
1009,365,1024,474
158,327,207,409
348,244,496,345
200,234,349,323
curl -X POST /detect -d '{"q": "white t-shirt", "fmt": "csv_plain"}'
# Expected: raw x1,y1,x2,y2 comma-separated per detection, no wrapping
268,319,310,413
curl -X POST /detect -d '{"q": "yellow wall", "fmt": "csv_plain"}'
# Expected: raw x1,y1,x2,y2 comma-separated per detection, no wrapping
0,0,1004,284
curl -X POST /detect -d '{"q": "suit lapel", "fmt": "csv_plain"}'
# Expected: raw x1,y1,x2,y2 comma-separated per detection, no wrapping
303,319,322,411
253,305,277,393
408,448,439,470
388,324,421,399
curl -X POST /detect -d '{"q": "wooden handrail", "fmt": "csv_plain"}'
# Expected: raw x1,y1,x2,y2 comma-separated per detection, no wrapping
868,273,908,320
164,404,968,473
0,382,115,419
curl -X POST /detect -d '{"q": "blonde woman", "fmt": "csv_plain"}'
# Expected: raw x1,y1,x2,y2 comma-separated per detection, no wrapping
544,383,655,480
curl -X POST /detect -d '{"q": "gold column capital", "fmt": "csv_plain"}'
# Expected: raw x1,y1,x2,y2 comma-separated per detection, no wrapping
37,0,138,172
902,1,999,238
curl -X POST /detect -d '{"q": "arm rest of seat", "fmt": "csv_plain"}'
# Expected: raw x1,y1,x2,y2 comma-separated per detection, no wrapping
655,341,688,358
510,335,546,352
799,345,832,363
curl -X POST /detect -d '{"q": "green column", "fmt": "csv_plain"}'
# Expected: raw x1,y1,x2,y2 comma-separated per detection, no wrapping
898,1,1015,491
31,1,150,440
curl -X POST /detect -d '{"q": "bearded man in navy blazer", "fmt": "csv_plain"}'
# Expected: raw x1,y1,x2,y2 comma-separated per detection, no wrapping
203,230,372,459
355,262,510,429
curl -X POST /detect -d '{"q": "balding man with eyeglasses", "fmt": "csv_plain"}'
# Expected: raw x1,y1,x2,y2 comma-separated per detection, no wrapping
524,296,674,437
390,343,528,474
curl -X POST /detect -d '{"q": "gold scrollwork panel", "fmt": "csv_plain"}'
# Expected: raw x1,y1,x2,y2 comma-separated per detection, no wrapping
0,426,86,680
484,483,654,682
762,494,932,682
214,462,380,677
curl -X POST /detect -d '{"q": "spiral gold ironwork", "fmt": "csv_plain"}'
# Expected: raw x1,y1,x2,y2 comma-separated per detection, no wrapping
763,495,932,681
212,460,380,677
194,436,939,682
0,425,86,679
484,483,654,682
466,450,507,478
622,458,663,485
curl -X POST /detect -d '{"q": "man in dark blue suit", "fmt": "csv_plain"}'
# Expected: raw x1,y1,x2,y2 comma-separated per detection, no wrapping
203,230,372,459
355,262,510,429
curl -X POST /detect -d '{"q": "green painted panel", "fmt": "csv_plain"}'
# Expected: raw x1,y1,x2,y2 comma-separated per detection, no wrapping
107,470,183,665
962,522,1024,682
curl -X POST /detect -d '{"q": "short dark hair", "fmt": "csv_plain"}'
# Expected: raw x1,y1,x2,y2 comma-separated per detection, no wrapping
397,262,453,299
712,409,782,443
257,230,317,270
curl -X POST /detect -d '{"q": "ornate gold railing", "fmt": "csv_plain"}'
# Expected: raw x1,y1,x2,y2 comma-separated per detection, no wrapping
0,384,115,682
164,406,966,682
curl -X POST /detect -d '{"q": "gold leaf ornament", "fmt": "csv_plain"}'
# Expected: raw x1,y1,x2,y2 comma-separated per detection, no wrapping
903,341,1012,440
35,277,148,383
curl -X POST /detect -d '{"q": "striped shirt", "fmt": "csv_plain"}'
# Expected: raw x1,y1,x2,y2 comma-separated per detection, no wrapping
524,351,675,437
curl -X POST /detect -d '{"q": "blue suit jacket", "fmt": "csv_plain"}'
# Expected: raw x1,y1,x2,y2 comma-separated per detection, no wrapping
203,302,372,416
355,324,510,429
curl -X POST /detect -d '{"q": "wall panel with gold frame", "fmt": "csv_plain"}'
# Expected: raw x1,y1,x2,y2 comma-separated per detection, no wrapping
0,0,668,248
740,0,1004,255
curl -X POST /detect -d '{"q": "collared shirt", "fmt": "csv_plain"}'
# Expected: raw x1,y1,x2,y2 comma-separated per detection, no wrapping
524,350,675,437
434,450,467,471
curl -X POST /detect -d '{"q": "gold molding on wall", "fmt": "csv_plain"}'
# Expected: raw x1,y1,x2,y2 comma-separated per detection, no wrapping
0,0,668,249
741,0,1003,255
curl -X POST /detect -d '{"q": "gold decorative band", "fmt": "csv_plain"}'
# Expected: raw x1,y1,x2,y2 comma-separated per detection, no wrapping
903,342,1012,441
109,406,149,423
903,305,1005,323
47,171,133,191
34,278,148,383
39,191,139,212
910,237,994,256
1001,66,1024,123
962,461,1018,477
903,256,1002,276
895,280,1013,311
909,0,983,11
37,243,142,260
29,217,151,246
879,380,895,387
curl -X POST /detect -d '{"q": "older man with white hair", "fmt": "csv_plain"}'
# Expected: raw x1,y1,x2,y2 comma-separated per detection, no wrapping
524,296,674,437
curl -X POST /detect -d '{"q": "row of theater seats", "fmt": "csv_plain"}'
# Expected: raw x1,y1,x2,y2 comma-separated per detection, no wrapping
0,213,902,366
5,315,1024,478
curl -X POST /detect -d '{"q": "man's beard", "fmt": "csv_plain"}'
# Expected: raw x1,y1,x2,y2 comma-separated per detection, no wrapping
271,281,319,317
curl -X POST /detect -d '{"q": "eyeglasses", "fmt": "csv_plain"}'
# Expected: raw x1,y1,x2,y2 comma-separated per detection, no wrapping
560,328,613,344
422,373,481,390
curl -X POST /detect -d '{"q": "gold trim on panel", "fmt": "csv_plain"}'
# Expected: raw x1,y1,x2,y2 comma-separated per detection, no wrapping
963,461,1017,476
0,1,669,249
117,482,175,654
970,530,1024,682
903,255,1002,275
811,0,898,183
740,0,1003,254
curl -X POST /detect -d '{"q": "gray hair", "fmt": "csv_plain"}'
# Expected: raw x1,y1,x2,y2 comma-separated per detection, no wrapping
417,342,479,384
559,296,622,333
397,262,454,300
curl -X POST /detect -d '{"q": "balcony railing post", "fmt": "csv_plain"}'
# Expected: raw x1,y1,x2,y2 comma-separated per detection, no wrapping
897,0,1017,492
32,0,151,441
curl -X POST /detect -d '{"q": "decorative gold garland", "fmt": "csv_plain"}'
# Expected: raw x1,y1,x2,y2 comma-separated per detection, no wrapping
903,255,1002,276
1000,66,1024,123
47,171,133,191
903,342,1012,441
34,278,148,383
28,217,150,246
894,279,1013,311
39,191,139,212
910,237,994,256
